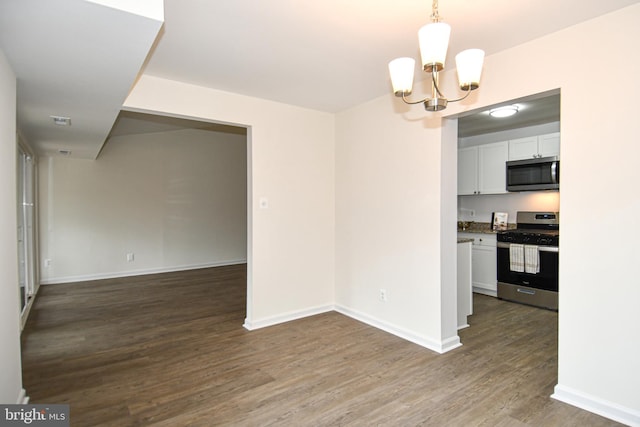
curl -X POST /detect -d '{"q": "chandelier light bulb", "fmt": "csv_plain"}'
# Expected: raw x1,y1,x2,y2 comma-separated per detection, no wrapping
388,57,416,96
456,49,485,91
418,22,451,72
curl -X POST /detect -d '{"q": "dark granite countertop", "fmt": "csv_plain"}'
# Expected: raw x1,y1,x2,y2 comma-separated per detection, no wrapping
457,221,515,234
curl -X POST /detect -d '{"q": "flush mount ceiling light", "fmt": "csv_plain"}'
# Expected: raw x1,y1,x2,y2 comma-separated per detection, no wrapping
388,0,485,112
489,105,519,118
50,115,71,126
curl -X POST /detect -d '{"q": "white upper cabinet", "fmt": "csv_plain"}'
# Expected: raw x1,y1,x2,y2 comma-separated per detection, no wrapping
538,132,561,158
458,141,508,195
478,142,509,194
508,132,560,161
458,146,479,195
507,136,538,160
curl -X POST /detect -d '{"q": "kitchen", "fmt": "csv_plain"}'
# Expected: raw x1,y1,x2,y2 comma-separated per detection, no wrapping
456,92,560,328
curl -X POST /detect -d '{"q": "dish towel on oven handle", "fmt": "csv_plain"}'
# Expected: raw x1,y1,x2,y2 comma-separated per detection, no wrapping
509,244,525,272
524,244,540,274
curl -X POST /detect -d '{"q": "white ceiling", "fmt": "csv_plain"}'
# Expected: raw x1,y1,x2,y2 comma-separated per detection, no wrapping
457,91,561,138
1,0,638,157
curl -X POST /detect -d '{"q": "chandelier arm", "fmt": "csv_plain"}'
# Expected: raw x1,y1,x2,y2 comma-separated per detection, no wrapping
430,71,474,104
401,93,429,105
447,87,473,103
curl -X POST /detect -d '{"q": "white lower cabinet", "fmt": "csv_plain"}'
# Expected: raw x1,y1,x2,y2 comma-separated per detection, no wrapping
457,241,472,329
457,233,497,297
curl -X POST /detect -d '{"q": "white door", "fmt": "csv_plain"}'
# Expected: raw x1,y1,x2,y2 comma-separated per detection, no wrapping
17,146,36,318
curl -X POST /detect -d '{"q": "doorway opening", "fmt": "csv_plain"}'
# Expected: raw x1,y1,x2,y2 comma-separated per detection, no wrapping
449,89,561,355
33,109,251,325
111,109,251,322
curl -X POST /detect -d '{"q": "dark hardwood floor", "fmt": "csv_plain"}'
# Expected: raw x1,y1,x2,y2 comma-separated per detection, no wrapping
21,265,621,426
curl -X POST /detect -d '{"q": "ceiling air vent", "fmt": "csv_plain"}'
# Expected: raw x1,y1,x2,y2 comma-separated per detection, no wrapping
50,115,71,126
58,150,72,156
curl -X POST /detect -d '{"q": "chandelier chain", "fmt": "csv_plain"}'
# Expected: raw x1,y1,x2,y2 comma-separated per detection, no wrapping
430,0,441,22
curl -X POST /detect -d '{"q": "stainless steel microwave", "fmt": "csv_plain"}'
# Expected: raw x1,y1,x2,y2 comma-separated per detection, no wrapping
506,156,559,191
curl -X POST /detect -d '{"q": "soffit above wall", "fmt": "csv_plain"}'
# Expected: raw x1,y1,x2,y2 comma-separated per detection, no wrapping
0,0,163,159
108,111,247,139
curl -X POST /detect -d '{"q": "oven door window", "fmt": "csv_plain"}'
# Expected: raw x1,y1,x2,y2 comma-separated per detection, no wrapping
497,247,558,291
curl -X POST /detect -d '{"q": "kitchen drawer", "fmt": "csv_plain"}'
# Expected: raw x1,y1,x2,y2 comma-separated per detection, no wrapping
457,232,497,247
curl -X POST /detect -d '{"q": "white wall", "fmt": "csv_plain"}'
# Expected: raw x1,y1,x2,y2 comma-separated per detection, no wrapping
39,128,247,283
336,4,639,423
335,96,459,352
458,192,560,223
548,7,640,422
124,77,336,327
472,8,640,421
0,48,24,403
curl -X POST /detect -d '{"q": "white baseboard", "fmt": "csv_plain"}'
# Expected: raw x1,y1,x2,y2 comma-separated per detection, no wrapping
39,259,247,285
243,304,334,330
473,287,497,297
20,287,39,331
17,388,29,404
334,304,461,354
552,384,640,426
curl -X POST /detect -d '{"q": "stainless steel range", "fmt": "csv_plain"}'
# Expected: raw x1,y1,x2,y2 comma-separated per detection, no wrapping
496,211,559,310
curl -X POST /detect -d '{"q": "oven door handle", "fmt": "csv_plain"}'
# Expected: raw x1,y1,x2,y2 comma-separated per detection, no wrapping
497,242,559,253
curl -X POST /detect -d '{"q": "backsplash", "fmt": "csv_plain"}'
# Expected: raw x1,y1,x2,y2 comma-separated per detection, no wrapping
458,191,560,223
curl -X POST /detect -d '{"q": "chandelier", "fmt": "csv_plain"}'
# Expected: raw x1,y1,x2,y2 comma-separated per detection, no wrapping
388,0,485,111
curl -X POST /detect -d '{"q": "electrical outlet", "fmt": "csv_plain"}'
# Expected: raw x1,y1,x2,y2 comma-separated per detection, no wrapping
126,253,135,262
44,259,51,267
379,289,387,302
